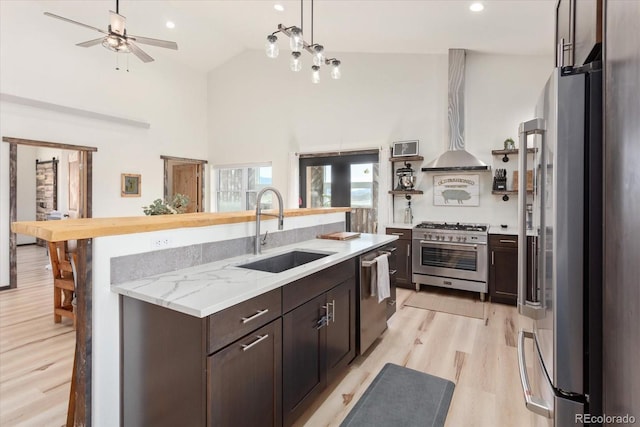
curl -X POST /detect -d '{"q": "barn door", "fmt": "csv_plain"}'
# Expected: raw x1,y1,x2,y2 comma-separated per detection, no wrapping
35,158,58,246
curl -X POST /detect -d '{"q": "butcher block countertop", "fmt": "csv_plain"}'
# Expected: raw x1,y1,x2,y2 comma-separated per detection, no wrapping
10,207,350,242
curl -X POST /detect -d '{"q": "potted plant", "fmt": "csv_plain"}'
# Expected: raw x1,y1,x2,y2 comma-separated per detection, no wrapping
143,193,190,215
503,138,515,150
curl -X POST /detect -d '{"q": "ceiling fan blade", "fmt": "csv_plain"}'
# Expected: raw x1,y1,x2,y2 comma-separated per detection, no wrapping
128,35,178,50
76,38,105,48
44,12,107,34
127,41,154,63
109,11,126,36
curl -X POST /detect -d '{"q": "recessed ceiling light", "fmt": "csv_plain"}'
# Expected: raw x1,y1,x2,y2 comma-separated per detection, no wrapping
469,2,484,12
274,4,284,12
166,21,175,29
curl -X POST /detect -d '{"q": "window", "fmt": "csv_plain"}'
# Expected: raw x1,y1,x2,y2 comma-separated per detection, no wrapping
299,152,378,209
215,164,272,212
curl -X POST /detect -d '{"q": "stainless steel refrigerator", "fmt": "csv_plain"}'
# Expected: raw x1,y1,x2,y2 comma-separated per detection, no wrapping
516,63,602,426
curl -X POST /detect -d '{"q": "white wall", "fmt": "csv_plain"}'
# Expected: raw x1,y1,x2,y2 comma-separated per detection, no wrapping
207,50,551,228
0,2,208,286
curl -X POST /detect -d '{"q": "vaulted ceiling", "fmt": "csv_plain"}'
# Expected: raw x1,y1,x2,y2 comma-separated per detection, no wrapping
2,1,555,74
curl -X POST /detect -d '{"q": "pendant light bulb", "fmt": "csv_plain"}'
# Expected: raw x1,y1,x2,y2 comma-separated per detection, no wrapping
311,65,321,84
289,27,303,52
265,35,279,59
330,59,341,80
290,51,302,72
313,45,325,66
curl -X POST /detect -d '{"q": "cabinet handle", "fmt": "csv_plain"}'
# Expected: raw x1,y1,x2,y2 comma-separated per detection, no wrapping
491,251,495,265
499,239,517,244
407,244,410,257
241,308,269,324
388,299,396,306
241,334,269,351
316,316,328,330
390,232,404,236
389,269,397,275
331,299,336,323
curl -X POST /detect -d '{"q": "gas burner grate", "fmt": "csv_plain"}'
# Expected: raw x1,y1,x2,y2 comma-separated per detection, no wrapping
414,222,488,232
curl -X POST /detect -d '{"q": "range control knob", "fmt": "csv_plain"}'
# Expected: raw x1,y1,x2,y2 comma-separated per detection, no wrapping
448,236,453,241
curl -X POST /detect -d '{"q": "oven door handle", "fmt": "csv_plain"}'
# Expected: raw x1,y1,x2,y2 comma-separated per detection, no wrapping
418,240,482,249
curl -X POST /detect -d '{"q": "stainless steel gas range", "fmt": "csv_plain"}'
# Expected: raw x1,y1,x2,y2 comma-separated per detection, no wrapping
412,221,488,300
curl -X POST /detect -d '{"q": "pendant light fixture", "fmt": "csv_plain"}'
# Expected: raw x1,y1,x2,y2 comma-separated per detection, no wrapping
265,0,341,82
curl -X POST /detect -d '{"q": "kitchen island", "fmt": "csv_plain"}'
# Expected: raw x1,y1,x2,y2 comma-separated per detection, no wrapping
114,233,396,426
13,207,394,426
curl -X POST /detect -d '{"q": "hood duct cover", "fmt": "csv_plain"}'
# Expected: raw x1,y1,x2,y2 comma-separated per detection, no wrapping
422,49,490,172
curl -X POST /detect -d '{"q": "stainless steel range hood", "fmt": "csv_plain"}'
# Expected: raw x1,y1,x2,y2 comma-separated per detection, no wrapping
422,49,490,172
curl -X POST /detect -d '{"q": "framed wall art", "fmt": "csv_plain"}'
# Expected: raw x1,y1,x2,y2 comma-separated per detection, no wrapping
433,174,479,206
392,140,419,157
121,173,141,197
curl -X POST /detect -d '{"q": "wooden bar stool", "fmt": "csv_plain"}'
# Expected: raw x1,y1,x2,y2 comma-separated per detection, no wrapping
48,241,76,328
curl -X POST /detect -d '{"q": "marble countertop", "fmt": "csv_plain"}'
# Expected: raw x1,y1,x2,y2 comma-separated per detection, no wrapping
489,225,536,236
112,233,397,318
384,223,414,230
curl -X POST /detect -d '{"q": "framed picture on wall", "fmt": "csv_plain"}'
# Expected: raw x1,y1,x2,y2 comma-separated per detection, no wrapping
392,140,419,157
433,174,480,206
121,173,141,197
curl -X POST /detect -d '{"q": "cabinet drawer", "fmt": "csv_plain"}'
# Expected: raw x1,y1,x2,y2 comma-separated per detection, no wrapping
282,260,356,313
489,234,518,248
386,228,410,240
207,288,281,354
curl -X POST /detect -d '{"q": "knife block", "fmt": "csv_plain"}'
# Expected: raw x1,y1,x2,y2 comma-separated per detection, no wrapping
493,174,507,191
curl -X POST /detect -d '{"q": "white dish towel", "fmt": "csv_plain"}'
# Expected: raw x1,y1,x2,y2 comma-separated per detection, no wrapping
375,253,390,303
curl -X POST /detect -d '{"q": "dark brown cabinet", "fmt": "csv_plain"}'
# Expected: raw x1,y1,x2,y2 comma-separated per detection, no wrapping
555,0,602,67
121,288,283,427
208,319,282,427
385,228,412,289
282,261,356,427
488,234,535,306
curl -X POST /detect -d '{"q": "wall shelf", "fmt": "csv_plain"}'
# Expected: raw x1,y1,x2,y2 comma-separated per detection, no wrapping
491,148,537,163
389,155,424,163
389,190,423,195
491,189,532,201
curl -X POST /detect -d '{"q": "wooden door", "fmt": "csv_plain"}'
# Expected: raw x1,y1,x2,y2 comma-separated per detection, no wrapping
172,163,201,213
325,278,356,385
208,319,282,427
282,293,327,427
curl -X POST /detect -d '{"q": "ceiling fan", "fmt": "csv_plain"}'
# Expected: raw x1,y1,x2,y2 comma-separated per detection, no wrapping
44,0,178,63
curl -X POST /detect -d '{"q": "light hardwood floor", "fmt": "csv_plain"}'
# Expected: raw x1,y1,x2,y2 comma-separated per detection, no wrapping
1,246,536,426
0,245,74,427
294,288,538,427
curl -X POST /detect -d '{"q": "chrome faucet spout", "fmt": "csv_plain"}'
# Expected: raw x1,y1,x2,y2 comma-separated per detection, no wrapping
255,187,284,255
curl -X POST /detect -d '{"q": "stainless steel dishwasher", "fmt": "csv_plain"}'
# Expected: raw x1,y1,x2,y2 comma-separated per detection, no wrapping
357,245,396,355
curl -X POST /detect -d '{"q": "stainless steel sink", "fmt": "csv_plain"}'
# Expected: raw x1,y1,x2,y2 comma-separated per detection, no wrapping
237,250,333,273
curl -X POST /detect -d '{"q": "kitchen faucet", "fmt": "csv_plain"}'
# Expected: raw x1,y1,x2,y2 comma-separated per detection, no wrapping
255,187,284,254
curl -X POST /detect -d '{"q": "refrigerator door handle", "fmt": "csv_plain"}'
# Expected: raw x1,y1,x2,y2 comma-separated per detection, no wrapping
518,118,546,320
518,329,552,418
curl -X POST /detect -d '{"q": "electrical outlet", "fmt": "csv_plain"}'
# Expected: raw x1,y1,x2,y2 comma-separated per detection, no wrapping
151,237,172,250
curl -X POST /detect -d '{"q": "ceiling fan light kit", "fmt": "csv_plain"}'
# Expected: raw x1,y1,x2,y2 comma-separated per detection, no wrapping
44,0,178,68
265,0,341,83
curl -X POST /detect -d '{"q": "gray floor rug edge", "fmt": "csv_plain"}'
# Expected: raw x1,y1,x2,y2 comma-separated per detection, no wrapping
340,363,455,427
